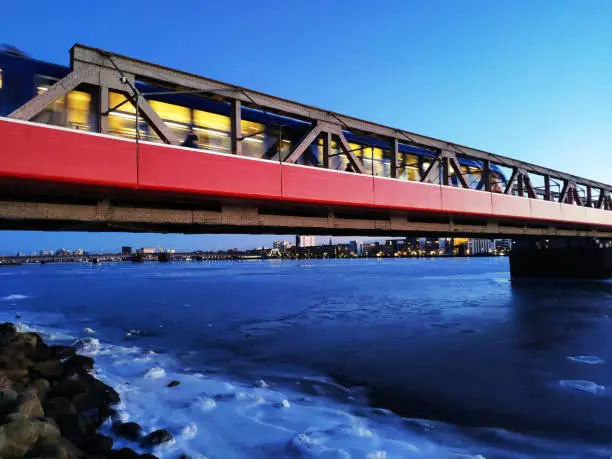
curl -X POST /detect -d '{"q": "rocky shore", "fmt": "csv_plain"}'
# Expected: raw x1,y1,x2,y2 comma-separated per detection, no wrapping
0,323,175,458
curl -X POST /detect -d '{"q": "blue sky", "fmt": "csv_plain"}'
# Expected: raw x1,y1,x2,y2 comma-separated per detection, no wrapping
1,0,611,253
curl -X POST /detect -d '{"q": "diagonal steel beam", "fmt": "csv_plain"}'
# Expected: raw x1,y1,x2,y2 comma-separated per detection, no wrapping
335,131,365,174
597,190,612,210
131,94,180,145
504,167,519,195
9,67,94,120
284,124,322,163
448,156,469,188
420,153,441,184
520,171,537,199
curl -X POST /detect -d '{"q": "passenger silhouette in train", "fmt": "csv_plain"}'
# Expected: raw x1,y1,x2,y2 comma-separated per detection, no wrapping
345,163,354,173
181,129,199,149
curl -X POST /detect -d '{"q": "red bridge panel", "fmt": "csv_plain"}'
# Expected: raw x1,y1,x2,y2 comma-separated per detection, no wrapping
374,178,442,212
441,187,493,216
492,193,532,219
0,119,137,188
281,165,374,207
138,143,282,200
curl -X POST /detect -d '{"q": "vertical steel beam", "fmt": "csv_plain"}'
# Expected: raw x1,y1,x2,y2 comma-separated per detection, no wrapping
98,86,109,134
586,185,592,207
543,174,551,201
390,138,398,179
231,100,242,155
517,172,524,197
441,156,450,186
481,160,491,192
322,131,331,169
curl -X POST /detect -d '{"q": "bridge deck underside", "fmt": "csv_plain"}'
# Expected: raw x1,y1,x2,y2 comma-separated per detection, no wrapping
0,118,611,237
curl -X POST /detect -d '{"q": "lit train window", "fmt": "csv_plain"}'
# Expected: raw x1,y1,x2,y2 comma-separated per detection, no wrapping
192,109,230,152
107,91,159,142
0,68,3,89
66,91,91,130
241,120,265,158
150,100,191,140
31,75,65,126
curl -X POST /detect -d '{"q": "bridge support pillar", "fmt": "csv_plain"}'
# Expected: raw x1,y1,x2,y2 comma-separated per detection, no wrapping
509,238,612,279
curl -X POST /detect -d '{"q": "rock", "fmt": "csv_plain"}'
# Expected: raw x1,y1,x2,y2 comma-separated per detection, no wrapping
57,437,84,459
0,323,17,346
49,345,76,359
140,429,173,447
44,396,77,417
167,380,180,387
0,371,13,390
0,419,61,457
48,376,89,399
81,433,113,453
28,378,51,401
17,389,44,419
1,367,28,381
10,332,50,360
63,355,94,373
55,413,87,446
112,421,142,440
0,387,19,415
32,359,64,380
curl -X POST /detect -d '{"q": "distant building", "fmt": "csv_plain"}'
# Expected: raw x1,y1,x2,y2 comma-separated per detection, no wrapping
468,239,491,255
74,249,85,255
139,247,155,255
296,235,316,248
121,246,132,255
273,240,291,252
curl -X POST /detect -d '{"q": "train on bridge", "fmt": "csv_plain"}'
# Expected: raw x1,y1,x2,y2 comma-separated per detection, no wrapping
0,45,507,190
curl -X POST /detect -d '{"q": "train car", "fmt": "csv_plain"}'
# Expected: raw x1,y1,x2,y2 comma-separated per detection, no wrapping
0,45,506,190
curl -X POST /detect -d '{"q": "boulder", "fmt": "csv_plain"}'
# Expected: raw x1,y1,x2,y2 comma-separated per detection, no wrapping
17,389,45,419
48,376,89,399
55,413,87,446
140,429,173,447
44,396,77,418
10,332,49,361
63,355,94,373
0,323,17,346
32,359,64,380
1,367,28,381
49,345,76,359
0,387,19,415
112,421,142,440
0,371,13,390
0,419,60,457
81,433,113,453
57,437,84,459
28,378,51,401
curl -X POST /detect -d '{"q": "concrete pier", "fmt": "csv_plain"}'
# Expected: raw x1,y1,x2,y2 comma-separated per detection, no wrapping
509,238,612,279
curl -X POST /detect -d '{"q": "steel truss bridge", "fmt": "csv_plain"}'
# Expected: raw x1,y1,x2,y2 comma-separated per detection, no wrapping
0,44,611,238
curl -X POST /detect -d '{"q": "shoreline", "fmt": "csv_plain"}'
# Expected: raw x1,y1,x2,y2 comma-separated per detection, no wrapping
0,322,175,459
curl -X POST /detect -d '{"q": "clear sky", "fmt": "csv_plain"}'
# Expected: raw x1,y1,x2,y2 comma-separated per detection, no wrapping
1,0,611,254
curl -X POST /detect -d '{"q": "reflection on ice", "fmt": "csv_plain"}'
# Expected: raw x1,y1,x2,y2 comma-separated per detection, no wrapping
567,355,605,365
559,380,605,395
